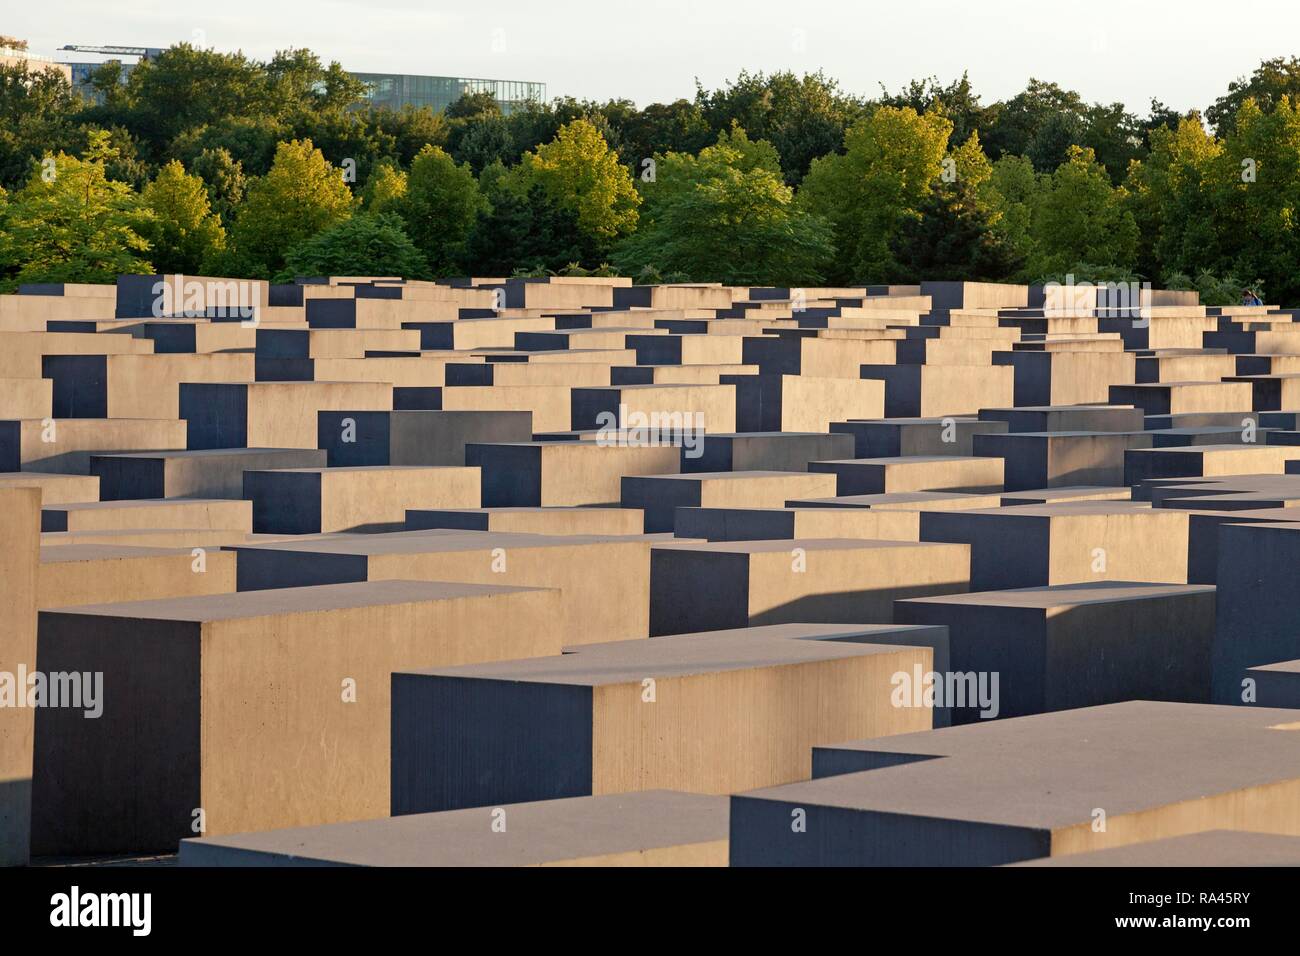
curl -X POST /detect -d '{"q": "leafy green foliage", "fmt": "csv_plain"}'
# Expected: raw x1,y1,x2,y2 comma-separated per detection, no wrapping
517,119,640,247
226,138,354,276
140,159,225,274
0,130,153,288
614,128,833,284
276,212,428,282
396,145,482,275
800,106,952,282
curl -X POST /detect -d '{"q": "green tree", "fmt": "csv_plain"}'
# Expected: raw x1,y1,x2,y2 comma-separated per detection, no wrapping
878,73,991,151
517,119,640,248
369,105,449,166
398,145,483,274
1027,145,1138,277
604,99,713,172
890,132,1019,281
981,79,1086,166
0,60,83,189
696,71,867,183
984,154,1042,275
1122,115,1222,282
227,138,354,276
800,106,951,282
362,160,408,215
464,184,597,275
0,130,153,288
171,115,286,177
451,114,516,174
614,128,833,284
1212,96,1300,303
1208,57,1300,135
141,160,226,274
188,146,246,225
114,45,270,156
277,212,428,282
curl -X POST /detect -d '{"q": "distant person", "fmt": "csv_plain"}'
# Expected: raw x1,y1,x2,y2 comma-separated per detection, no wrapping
1243,288,1263,306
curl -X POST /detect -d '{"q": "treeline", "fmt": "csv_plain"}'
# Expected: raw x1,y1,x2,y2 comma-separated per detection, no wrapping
2,45,1300,302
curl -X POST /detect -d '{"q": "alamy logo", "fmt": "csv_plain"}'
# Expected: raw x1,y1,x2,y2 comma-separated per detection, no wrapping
891,664,1000,719
151,273,258,324
0,666,102,718
50,886,151,936
1043,274,1152,326
594,403,705,459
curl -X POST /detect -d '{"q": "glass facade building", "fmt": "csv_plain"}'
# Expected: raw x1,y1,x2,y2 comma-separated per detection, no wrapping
57,43,545,115
351,73,546,114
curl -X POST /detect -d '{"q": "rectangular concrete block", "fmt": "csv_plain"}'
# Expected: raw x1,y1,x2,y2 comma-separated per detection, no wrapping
43,353,254,419
180,791,730,867
674,506,920,542
41,498,252,534
683,431,854,474
0,377,53,419
724,374,885,432
859,364,1013,417
809,456,1004,495
180,381,392,450
406,506,644,535
831,417,1008,457
649,538,969,634
38,545,238,607
979,404,1144,434
1213,520,1300,702
0,418,188,474
995,349,1136,406
571,383,737,434
230,531,656,643
730,702,1300,865
622,470,837,533
1109,381,1254,416
91,448,327,500
317,409,532,466
0,472,98,505
390,623,942,813
920,502,1190,590
974,431,1152,490
1010,830,1300,867
471,441,679,507
0,487,40,866
896,581,1215,722
243,466,479,533
32,579,566,853
1124,443,1300,485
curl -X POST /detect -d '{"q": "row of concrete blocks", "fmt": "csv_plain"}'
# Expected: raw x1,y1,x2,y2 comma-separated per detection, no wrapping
178,699,1300,867
19,517,1300,857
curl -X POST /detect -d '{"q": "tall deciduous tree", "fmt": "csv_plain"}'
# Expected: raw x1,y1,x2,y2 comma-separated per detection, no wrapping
800,106,951,282
188,146,246,225
614,127,833,284
1213,96,1300,303
1027,145,1138,278
362,160,408,215
0,130,153,288
141,160,226,274
891,132,1020,281
398,145,483,275
517,119,640,250
227,138,354,276
1122,115,1222,282
278,212,428,282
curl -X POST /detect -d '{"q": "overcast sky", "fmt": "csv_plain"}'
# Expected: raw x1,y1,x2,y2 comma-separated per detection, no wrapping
11,0,1299,113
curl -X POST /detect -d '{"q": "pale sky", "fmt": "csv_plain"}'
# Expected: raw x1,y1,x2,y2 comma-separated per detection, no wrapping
10,0,1299,114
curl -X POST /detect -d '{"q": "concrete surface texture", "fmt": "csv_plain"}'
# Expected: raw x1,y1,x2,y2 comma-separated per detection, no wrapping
3,275,1300,868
